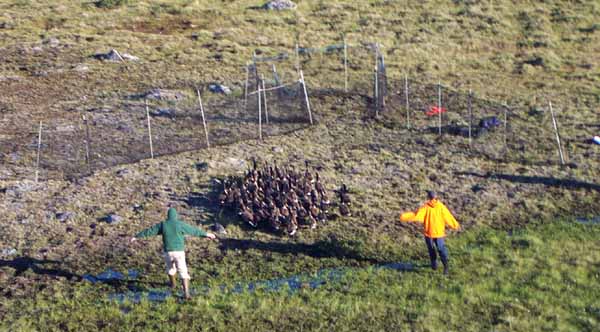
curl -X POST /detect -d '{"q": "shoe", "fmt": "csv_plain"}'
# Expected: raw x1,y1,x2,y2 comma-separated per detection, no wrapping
443,266,449,275
431,261,438,270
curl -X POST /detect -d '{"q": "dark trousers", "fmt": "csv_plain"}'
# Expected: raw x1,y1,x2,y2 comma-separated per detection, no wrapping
425,237,448,269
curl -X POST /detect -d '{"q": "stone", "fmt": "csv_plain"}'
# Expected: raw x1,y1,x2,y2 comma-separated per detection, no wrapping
56,125,76,132
1,248,17,256
103,214,123,225
43,37,60,47
272,146,284,153
226,158,247,171
31,46,43,53
121,53,139,61
74,64,89,72
212,223,227,235
262,0,297,10
95,49,124,62
56,212,75,223
116,168,131,177
150,108,175,118
143,89,184,101
195,162,209,171
208,83,232,95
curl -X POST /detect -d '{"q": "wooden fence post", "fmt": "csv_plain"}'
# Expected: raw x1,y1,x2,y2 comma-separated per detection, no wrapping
244,62,249,111
82,115,91,172
295,43,301,76
549,101,565,165
258,82,263,141
196,88,210,148
438,82,442,136
468,89,473,146
343,36,348,93
34,121,42,183
405,74,410,129
145,99,154,159
504,104,508,150
300,70,313,125
261,76,269,125
374,67,379,117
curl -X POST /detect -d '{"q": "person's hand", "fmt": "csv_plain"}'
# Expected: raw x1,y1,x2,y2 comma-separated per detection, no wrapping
129,237,137,243
206,233,217,240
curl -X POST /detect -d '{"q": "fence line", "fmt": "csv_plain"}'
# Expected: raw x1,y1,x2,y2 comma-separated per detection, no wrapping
0,38,578,182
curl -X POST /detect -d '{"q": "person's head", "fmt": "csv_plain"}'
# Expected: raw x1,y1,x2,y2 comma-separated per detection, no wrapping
167,207,178,221
427,190,437,200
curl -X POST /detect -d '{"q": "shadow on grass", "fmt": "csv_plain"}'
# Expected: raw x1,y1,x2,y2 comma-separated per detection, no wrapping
218,237,384,265
457,171,600,191
0,256,80,280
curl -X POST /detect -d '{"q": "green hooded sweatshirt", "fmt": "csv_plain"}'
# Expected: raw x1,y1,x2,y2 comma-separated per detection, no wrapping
135,208,207,252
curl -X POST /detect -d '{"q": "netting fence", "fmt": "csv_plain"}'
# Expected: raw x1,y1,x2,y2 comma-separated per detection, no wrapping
1,38,587,182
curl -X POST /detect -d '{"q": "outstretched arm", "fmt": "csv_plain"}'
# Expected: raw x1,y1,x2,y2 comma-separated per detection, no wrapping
181,222,216,239
131,223,162,243
399,206,426,223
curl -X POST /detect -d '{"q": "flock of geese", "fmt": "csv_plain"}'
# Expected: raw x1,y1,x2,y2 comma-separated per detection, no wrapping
218,161,351,235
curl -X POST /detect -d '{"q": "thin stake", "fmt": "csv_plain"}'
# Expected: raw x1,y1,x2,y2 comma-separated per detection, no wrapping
343,36,348,92
145,99,154,159
82,115,91,172
438,81,442,136
549,101,565,165
300,70,313,125
196,89,210,148
272,64,279,85
244,62,250,110
405,74,410,129
261,76,269,125
35,121,42,183
503,104,508,150
468,89,473,146
380,51,386,111
374,67,379,117
258,82,263,141
295,43,301,76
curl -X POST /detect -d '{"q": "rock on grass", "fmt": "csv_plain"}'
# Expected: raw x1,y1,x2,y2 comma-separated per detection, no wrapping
263,0,297,10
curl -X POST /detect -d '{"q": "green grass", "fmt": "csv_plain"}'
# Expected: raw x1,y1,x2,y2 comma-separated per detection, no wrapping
1,219,598,331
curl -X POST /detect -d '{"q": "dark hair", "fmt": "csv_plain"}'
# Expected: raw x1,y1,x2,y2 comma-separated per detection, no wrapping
427,190,436,200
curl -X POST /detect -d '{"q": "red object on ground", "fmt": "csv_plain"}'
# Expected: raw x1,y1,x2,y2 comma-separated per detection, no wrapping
426,106,447,116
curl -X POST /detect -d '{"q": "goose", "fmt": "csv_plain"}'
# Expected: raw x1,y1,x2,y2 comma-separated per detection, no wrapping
239,203,257,227
304,160,314,183
315,173,325,194
339,184,351,205
339,202,351,217
288,210,298,235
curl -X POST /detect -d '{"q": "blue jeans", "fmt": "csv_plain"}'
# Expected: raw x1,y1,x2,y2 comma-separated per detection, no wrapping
425,237,448,269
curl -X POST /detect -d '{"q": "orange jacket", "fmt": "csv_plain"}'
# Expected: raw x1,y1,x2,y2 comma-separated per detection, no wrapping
400,199,459,238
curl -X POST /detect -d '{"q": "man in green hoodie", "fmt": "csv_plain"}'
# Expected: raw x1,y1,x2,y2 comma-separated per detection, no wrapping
130,207,216,299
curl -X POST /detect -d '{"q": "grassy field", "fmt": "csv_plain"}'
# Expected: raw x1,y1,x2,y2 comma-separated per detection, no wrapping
1,219,599,331
1,0,600,331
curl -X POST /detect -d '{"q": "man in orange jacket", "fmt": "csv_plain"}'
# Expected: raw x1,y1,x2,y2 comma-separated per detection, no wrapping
400,191,460,275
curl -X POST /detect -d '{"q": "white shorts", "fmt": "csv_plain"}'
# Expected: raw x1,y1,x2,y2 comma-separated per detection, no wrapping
164,251,190,279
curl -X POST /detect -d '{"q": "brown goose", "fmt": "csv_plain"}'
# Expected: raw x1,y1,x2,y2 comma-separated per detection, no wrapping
339,184,351,205
239,203,257,227
339,202,351,217
288,210,298,236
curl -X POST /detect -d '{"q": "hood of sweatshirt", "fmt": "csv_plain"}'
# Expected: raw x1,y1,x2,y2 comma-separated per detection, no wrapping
166,208,178,222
